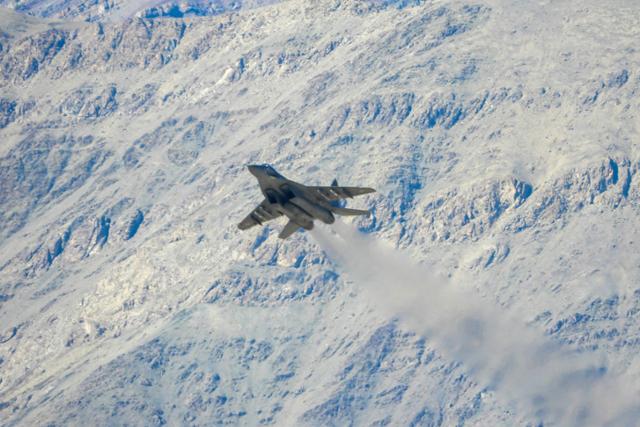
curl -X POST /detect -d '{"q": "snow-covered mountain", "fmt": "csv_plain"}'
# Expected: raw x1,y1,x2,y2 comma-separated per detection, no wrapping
0,0,278,20
1,0,639,425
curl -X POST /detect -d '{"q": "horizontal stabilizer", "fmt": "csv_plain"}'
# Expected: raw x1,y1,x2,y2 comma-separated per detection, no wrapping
279,220,300,239
331,206,370,216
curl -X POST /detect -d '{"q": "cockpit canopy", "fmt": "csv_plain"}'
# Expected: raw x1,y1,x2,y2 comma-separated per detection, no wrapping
263,164,282,177
248,164,283,178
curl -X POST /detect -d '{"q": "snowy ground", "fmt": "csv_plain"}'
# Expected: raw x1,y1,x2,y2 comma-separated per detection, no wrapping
1,0,640,425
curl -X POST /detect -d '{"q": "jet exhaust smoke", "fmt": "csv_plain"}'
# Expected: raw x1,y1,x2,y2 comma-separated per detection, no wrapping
310,220,640,426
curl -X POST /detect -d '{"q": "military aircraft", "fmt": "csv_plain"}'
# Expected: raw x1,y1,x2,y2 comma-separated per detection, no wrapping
238,164,376,239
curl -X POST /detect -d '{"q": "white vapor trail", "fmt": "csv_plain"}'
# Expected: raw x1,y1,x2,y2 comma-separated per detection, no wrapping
310,220,639,426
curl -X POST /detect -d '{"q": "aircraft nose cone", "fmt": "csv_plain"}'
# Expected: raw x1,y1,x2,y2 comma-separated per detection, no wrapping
247,165,259,175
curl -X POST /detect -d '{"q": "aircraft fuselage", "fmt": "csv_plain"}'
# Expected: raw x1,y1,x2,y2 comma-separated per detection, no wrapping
249,165,334,230
239,164,374,239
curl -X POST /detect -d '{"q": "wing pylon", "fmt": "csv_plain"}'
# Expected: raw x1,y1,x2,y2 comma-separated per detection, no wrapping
238,199,282,230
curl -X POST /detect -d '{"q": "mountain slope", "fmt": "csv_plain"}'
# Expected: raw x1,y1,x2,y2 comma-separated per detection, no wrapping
0,0,280,20
1,0,640,425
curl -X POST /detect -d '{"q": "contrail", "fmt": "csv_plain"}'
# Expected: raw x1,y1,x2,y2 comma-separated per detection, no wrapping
310,220,640,426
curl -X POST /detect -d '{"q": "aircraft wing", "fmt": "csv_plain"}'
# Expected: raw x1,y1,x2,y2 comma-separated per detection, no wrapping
310,185,376,201
238,199,282,230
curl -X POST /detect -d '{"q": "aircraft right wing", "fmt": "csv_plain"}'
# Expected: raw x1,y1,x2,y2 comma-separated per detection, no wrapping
310,185,376,201
238,199,282,230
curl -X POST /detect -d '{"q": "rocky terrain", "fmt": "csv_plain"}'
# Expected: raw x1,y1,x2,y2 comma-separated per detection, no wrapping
1,0,639,425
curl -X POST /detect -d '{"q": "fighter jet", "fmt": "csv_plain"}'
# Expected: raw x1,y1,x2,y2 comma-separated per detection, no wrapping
238,164,376,239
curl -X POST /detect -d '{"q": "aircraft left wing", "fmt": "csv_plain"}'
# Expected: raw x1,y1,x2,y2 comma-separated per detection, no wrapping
238,199,282,230
310,185,376,201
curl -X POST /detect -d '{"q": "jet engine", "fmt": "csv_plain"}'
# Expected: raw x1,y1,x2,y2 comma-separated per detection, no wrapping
290,197,335,224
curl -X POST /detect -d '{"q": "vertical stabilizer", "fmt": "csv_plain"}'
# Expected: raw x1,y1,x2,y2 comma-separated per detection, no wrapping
330,178,346,208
